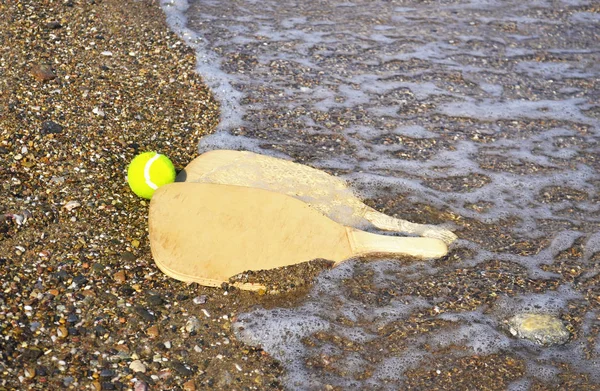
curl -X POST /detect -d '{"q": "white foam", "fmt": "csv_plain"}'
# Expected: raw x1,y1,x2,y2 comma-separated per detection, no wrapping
160,0,245,131
161,0,600,388
583,232,600,263
234,307,330,359
492,285,581,319
437,98,596,126
507,379,531,391
429,319,512,355
370,349,430,384
392,125,437,139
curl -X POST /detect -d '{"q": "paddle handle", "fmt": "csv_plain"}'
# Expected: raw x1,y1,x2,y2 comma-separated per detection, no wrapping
362,208,457,244
346,228,448,260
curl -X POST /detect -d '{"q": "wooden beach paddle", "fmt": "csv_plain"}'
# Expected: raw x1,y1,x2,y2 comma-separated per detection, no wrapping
176,150,457,244
149,183,447,290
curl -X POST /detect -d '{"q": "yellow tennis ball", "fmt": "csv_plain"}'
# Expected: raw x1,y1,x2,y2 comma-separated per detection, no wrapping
127,152,176,199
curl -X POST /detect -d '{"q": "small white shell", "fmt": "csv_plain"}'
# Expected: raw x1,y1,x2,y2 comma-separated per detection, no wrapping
63,201,81,211
92,107,105,117
13,214,24,225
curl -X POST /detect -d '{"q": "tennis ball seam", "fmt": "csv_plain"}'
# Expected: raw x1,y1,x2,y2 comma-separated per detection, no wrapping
144,153,162,190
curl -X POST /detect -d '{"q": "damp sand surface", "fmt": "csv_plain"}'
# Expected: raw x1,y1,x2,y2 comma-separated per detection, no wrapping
1,0,600,391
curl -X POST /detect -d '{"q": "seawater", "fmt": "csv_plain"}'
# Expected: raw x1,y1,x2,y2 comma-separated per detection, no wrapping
160,0,600,389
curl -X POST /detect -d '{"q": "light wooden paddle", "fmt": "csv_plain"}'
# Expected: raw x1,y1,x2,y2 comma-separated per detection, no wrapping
149,183,447,290
176,150,457,244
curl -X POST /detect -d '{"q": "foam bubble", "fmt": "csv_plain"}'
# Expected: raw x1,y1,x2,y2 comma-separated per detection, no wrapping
371,349,430,383
491,285,581,319
436,98,596,125
507,379,531,391
392,125,438,139
583,231,600,263
234,307,330,359
428,320,512,355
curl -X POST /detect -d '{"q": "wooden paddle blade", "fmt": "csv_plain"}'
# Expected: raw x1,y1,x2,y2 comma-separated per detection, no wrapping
149,183,354,289
177,150,458,244
176,149,368,227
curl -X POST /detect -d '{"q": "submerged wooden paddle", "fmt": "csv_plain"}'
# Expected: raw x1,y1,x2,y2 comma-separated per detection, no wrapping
177,150,457,244
149,183,447,290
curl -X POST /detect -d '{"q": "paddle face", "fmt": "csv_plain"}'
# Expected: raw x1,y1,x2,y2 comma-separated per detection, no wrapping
149,183,354,289
176,150,372,229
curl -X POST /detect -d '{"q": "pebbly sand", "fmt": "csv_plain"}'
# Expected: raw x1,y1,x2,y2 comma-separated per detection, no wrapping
1,0,599,390
0,0,286,389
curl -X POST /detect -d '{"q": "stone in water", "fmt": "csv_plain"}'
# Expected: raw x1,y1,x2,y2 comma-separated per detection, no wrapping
507,313,570,346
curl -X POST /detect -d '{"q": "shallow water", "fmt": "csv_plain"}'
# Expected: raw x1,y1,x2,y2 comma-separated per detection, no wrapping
161,0,599,388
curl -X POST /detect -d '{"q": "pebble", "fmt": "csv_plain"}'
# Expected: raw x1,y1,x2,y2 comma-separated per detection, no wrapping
23,348,43,362
67,313,79,323
134,381,148,391
47,288,59,297
101,382,116,390
41,120,64,135
50,176,65,184
183,379,196,391
100,369,116,379
170,361,194,376
147,294,164,306
31,63,56,81
63,376,74,386
121,252,137,262
507,313,570,345
72,274,88,286
146,325,159,338
134,307,156,322
46,21,62,29
157,369,172,379
192,295,207,305
24,367,35,379
57,326,69,339
113,270,126,283
185,316,200,333
129,360,146,373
